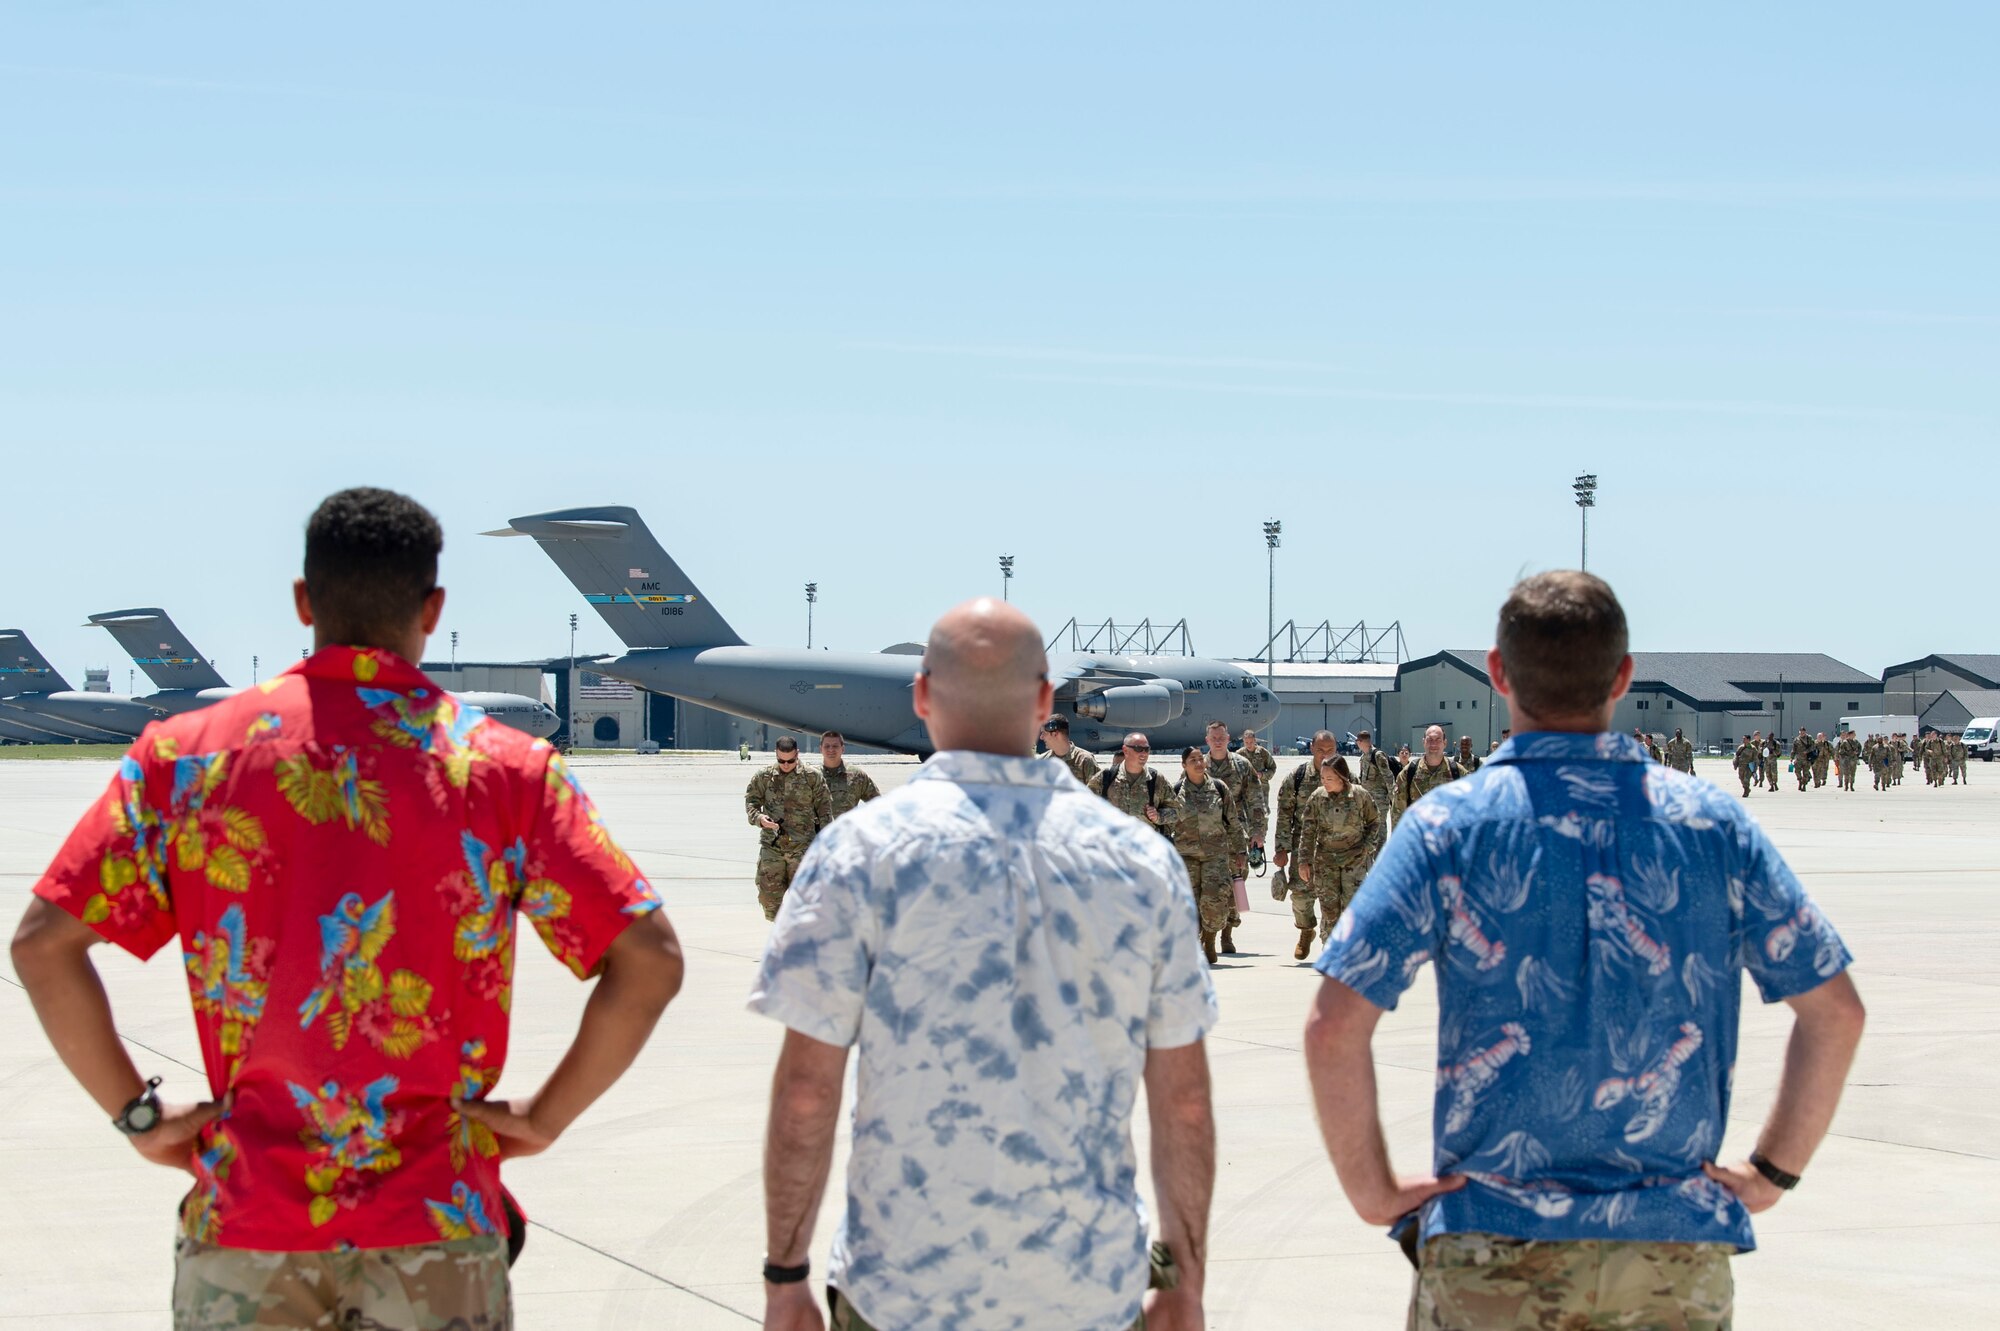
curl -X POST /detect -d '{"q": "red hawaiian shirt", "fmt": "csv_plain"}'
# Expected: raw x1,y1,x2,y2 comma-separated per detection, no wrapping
33,646,659,1252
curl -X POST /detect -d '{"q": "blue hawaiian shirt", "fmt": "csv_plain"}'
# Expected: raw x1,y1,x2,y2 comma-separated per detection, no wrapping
1316,731,1851,1252
749,750,1218,1331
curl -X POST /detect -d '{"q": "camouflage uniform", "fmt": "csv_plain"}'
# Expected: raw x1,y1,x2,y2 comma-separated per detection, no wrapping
1272,761,1321,862
1088,764,1181,834
1239,741,1277,812
1951,735,1969,783
173,1235,509,1330
745,762,832,920
1811,736,1832,788
1866,737,1886,791
821,762,881,820
1204,747,1257,931
1040,743,1098,786
1353,747,1397,859
1293,785,1380,943
1664,734,1695,773
1761,737,1781,790
1455,743,1483,774
1171,774,1237,935
1893,737,1908,785
1392,755,1463,819
1793,732,1814,791
1836,733,1861,791
1411,1233,1732,1331
1733,740,1758,795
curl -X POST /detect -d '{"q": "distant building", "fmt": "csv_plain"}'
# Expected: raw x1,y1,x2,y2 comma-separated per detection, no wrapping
1880,655,2000,720
1919,689,2000,735
1234,661,1399,751
1384,651,1883,752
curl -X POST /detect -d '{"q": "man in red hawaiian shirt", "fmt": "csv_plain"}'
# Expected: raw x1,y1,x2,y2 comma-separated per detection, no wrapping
12,488,685,1329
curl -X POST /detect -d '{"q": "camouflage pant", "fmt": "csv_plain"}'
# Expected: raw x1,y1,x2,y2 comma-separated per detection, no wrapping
757,847,805,920
1293,854,1365,942
1409,1233,1732,1331
1182,854,1234,932
173,1236,509,1330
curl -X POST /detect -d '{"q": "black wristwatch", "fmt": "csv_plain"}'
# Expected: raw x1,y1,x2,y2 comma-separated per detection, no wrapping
113,1076,164,1136
762,1258,810,1285
1749,1150,1800,1191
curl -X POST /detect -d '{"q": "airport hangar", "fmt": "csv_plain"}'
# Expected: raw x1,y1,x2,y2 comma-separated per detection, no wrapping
1880,654,2000,734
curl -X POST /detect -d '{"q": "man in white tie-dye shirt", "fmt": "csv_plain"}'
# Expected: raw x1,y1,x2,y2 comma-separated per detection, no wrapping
752,598,1219,1331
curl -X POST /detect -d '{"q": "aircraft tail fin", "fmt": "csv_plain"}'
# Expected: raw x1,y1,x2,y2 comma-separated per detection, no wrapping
0,630,73,694
87,608,230,691
487,506,746,650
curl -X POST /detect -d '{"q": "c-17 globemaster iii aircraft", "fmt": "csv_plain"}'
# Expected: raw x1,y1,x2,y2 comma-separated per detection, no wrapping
489,506,1281,755
88,607,563,740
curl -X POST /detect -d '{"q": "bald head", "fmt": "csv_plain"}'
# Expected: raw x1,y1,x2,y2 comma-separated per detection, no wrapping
915,598,1052,755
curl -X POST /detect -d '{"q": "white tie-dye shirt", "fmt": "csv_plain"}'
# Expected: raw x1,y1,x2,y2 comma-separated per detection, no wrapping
749,750,1218,1331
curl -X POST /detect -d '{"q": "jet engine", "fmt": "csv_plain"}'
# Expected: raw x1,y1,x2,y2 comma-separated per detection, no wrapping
1074,681,1187,728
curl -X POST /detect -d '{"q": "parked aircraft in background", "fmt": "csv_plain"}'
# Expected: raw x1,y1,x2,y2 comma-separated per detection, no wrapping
490,505,1281,754
88,607,561,740
0,629,160,739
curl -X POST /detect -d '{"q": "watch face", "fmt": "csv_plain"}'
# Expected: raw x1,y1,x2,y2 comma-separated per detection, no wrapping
126,1101,161,1133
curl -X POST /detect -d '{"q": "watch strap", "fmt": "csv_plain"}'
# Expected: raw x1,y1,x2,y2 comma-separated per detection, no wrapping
113,1076,164,1135
1749,1150,1800,1191
762,1259,810,1285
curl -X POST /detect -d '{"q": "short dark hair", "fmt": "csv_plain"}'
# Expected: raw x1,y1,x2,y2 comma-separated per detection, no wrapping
1495,571,1629,719
1356,729,1373,742
1181,745,1204,765
1042,716,1070,733
775,737,800,753
1205,719,1228,732
303,488,442,646
820,730,845,743
1313,729,1336,745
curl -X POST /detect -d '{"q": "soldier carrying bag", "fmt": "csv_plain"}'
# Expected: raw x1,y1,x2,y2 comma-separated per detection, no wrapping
1097,767,1174,837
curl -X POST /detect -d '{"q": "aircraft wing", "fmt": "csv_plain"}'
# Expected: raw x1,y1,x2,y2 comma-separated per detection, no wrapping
1049,657,1168,699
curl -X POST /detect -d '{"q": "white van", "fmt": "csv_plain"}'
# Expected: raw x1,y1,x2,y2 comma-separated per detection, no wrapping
1963,718,1998,761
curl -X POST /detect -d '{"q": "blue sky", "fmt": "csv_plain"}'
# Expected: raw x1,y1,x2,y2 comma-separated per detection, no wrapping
4,4,1994,688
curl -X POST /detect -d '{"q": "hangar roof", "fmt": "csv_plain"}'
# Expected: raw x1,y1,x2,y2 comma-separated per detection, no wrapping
1416,649,1880,708
1880,654,2000,689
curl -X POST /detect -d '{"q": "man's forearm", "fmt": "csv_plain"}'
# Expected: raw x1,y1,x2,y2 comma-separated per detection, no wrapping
13,905,145,1115
764,1071,843,1265
1144,1045,1215,1292
1305,1027,1395,1209
527,929,682,1138
1759,980,1866,1173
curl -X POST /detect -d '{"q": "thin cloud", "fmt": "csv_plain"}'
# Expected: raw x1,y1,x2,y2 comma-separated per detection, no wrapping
993,371,1980,424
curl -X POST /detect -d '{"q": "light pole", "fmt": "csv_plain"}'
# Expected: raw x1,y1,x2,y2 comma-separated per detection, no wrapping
450,630,458,669
1262,520,1282,687
567,612,578,748
805,582,818,649
999,555,1014,601
1572,473,1598,570
252,655,258,682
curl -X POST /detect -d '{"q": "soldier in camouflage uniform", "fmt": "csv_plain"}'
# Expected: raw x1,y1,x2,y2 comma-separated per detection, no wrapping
1351,729,1397,860
1811,731,1832,788
1640,730,1664,764
1835,730,1862,791
1172,748,1238,964
1272,730,1338,884
1951,733,1969,784
1733,736,1759,795
1292,756,1381,960
1201,722,1254,953
1392,724,1463,818
1037,715,1099,785
818,731,881,819
1792,728,1814,791
1411,1234,1735,1331
1664,727,1695,774
745,737,832,920
1454,735,1483,773
1866,735,1887,791
1761,733,1782,791
1893,733,1909,785
1087,732,1181,835
1238,726,1276,849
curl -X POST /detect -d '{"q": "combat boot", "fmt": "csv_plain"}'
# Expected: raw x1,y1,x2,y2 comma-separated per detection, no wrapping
1201,931,1218,965
1294,928,1313,961
1219,925,1236,955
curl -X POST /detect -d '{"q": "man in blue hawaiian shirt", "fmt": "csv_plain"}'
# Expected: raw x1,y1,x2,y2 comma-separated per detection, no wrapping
1304,571,1867,1330
752,597,1219,1331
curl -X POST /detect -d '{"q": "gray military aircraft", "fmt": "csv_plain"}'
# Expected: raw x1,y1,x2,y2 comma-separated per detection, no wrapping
0,630,160,740
88,607,563,740
490,505,1281,754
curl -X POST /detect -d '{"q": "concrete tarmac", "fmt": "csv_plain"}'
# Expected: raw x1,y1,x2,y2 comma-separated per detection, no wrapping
2,754,1993,1328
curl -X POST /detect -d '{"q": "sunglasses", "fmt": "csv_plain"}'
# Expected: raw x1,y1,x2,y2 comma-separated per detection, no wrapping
776,756,798,766
1125,743,1151,753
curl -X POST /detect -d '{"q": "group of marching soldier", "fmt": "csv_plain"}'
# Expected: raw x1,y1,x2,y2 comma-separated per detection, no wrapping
1723,727,1969,795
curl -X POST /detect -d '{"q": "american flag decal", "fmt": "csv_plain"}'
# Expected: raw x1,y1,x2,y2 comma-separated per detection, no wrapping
628,568,649,578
